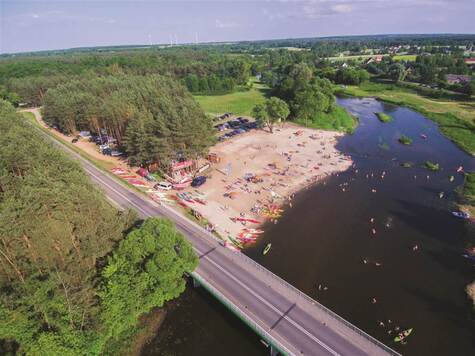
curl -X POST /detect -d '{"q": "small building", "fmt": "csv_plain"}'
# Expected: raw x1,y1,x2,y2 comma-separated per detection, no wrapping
446,74,472,85
464,58,475,65
207,153,220,163
365,55,383,64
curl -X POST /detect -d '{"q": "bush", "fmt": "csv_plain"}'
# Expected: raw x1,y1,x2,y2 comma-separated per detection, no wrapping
398,135,413,145
375,112,392,123
425,161,440,171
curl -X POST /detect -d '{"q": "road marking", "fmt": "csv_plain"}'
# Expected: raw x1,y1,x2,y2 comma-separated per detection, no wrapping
201,253,340,356
83,165,340,356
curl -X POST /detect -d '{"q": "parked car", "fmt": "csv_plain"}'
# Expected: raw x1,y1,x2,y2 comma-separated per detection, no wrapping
102,148,112,156
71,137,79,143
110,150,124,157
154,181,172,190
228,120,241,129
191,176,207,187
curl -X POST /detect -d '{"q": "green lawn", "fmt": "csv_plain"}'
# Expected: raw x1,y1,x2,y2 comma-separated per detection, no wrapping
295,105,358,133
393,55,417,61
21,111,36,123
327,54,374,62
194,81,269,116
461,172,475,215
338,81,475,154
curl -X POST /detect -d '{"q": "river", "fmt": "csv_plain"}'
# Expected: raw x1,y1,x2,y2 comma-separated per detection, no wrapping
143,97,475,356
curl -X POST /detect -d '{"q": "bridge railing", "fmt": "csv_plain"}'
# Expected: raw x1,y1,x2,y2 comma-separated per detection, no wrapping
191,271,292,356
214,244,401,356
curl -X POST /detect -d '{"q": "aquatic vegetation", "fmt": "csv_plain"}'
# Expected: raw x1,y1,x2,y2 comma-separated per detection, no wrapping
378,142,390,150
376,112,392,123
424,161,440,171
398,135,413,145
401,162,414,168
339,81,475,154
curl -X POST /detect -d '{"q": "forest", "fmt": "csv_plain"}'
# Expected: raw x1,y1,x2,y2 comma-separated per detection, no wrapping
42,75,215,168
0,100,198,355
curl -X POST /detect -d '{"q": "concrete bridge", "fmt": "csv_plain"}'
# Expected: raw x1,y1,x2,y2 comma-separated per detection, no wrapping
33,118,400,356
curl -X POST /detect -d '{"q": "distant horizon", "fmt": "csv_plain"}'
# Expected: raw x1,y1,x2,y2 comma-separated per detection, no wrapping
2,32,475,56
2,0,474,54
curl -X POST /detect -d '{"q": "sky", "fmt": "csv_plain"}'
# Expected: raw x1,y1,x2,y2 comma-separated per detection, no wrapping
1,0,474,54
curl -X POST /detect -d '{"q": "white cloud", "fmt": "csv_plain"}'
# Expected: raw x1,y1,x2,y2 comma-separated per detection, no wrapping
331,4,352,13
215,19,238,28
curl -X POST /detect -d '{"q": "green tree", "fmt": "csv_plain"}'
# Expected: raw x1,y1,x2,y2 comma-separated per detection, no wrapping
185,74,200,92
0,100,136,355
251,104,268,129
293,88,327,127
263,97,290,133
99,218,198,340
462,80,475,97
388,63,407,82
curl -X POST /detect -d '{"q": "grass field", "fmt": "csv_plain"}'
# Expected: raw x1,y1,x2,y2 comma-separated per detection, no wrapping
393,55,417,61
338,81,475,154
295,105,358,133
327,54,374,62
194,81,269,116
461,172,475,216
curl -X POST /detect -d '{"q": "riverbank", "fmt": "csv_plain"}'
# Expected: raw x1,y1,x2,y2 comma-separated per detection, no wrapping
182,124,353,249
337,81,475,155
460,172,475,218
295,105,358,133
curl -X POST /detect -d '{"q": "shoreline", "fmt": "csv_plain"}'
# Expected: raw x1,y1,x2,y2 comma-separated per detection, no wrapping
336,89,475,157
182,123,353,250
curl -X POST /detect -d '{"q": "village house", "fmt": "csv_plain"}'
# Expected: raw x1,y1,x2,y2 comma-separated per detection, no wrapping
365,55,383,64
446,74,473,85
464,58,475,66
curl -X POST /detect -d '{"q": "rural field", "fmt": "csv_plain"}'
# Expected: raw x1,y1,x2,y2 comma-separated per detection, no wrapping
393,54,417,61
327,54,374,62
194,81,269,116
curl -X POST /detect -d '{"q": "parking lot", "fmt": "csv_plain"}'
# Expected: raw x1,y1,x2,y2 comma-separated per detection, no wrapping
213,114,259,141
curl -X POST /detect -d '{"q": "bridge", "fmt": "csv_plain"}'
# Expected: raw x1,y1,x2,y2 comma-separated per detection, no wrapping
31,113,400,356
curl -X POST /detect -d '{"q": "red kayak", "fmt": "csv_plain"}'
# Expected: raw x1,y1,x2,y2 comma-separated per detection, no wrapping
234,217,261,224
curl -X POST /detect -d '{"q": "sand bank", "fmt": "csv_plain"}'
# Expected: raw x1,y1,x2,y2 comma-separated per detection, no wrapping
184,124,353,249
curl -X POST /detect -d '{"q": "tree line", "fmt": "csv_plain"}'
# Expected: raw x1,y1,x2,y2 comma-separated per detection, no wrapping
257,62,357,132
0,100,197,355
42,75,215,169
0,49,252,105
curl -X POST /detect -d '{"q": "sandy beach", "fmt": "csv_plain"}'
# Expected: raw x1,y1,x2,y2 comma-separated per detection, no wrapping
183,124,353,249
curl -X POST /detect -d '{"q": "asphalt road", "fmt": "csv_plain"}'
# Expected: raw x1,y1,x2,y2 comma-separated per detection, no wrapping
34,121,398,356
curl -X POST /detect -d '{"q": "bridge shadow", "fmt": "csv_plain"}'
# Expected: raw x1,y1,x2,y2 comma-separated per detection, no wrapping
199,247,216,259
270,303,296,331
